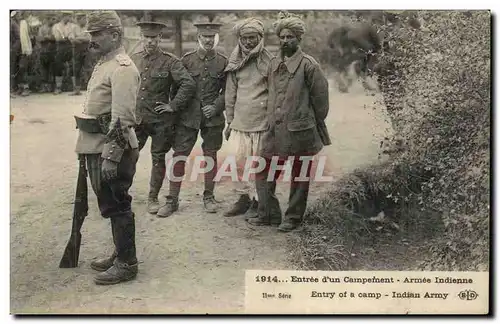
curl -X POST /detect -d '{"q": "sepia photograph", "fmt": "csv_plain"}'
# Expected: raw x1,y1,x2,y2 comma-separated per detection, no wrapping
8,6,491,315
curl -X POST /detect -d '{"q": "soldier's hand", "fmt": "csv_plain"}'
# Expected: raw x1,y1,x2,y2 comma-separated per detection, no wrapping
202,105,216,119
224,126,232,141
102,159,118,181
154,102,174,114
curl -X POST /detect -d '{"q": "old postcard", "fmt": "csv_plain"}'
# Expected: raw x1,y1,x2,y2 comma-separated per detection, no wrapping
9,8,491,315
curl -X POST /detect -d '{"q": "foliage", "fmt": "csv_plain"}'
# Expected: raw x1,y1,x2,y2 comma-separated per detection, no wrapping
294,10,490,272
371,10,490,270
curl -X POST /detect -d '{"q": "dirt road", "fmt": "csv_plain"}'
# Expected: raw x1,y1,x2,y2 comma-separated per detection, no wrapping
10,78,390,314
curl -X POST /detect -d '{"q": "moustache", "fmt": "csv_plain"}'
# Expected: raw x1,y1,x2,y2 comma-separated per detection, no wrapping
89,42,100,49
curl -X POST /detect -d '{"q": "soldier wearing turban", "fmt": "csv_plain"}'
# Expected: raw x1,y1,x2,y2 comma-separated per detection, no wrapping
223,17,274,219
248,12,331,232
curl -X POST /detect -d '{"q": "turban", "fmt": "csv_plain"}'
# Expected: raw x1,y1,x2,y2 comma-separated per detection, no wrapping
233,17,264,37
273,11,306,38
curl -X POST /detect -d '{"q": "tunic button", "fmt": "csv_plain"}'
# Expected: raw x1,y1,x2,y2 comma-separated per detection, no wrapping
143,77,147,81
107,157,111,160
142,87,145,90
145,67,149,70
141,97,144,100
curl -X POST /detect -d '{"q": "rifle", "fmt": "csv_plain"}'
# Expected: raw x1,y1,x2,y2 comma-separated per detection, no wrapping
59,154,88,268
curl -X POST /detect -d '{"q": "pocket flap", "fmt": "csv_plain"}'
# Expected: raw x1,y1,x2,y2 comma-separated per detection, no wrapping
287,117,316,131
189,70,201,77
153,72,170,78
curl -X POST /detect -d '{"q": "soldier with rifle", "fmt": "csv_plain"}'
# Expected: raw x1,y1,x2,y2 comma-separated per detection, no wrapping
59,10,141,285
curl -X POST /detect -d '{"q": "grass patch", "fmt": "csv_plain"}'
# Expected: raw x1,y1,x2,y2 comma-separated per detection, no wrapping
289,160,443,271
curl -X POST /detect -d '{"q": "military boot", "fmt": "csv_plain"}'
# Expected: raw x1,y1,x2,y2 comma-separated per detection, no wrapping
90,250,117,272
277,219,301,232
94,214,138,285
147,197,161,214
148,160,166,214
244,198,259,220
94,258,138,285
203,193,218,213
157,196,179,218
224,194,251,217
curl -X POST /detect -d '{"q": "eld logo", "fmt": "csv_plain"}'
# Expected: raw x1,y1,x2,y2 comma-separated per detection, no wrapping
458,290,478,301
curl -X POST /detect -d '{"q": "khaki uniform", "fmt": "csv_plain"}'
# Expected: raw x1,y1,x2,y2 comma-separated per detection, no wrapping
37,23,56,92
74,44,140,267
256,47,331,227
69,22,91,92
73,9,140,285
170,47,228,200
130,48,196,201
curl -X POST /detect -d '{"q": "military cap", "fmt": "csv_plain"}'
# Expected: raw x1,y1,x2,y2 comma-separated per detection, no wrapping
85,10,122,33
136,21,167,37
10,10,17,18
193,21,223,36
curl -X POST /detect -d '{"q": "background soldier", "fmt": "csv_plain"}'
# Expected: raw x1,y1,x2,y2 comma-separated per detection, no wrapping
157,21,228,217
36,13,57,93
68,12,91,95
10,10,33,97
130,21,196,215
10,11,21,96
223,18,273,219
249,12,331,232
74,10,141,284
52,11,75,94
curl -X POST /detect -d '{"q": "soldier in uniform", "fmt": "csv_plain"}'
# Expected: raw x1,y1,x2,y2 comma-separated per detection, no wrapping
52,11,75,94
10,11,21,96
74,10,141,285
10,10,33,97
68,12,91,95
156,21,228,217
130,21,196,215
36,13,57,93
249,12,331,232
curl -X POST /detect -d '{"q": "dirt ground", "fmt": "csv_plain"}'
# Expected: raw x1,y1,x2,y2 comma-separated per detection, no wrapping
10,76,390,314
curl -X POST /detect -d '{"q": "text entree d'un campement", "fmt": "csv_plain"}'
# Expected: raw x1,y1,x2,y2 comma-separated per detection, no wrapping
290,276,474,284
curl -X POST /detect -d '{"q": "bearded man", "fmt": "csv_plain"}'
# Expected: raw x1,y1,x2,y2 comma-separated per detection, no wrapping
248,12,331,232
223,18,274,219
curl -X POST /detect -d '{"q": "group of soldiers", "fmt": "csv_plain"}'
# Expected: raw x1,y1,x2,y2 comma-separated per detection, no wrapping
68,10,331,285
10,10,92,97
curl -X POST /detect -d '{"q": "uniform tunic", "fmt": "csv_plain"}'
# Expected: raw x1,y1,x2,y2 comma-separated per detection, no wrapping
75,46,140,160
260,47,330,159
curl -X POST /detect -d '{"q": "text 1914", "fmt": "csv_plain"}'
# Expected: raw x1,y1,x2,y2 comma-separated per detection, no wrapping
256,276,279,283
